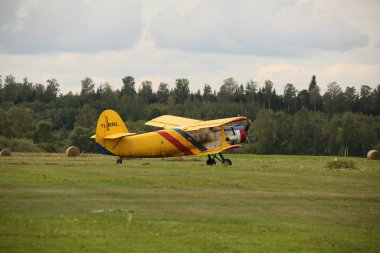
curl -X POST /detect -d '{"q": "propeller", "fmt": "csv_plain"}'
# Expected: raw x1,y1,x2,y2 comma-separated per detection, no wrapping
244,119,251,143
245,119,251,132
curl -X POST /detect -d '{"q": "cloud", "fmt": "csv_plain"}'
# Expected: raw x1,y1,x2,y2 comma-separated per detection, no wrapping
150,0,369,57
0,0,142,54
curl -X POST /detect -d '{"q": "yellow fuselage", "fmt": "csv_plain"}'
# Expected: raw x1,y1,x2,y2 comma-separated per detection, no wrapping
100,128,225,158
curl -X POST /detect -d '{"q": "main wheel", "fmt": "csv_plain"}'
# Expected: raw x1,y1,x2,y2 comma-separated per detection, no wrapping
222,159,232,166
206,158,216,165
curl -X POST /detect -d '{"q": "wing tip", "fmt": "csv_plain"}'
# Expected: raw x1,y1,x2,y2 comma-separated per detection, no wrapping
229,116,247,123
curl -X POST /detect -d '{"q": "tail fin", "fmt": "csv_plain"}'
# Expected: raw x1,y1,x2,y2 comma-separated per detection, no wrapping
95,110,130,155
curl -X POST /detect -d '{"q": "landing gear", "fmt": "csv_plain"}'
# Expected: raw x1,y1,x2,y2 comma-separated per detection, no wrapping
206,154,232,166
222,159,232,166
116,157,123,164
206,157,216,165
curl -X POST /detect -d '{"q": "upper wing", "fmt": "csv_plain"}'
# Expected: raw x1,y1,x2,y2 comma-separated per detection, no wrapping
145,115,247,130
145,115,202,129
182,116,247,131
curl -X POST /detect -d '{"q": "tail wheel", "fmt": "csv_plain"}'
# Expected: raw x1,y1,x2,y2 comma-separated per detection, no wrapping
116,157,123,164
222,159,232,166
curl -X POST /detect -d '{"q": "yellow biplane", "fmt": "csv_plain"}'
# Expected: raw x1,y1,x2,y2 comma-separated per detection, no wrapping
92,109,250,165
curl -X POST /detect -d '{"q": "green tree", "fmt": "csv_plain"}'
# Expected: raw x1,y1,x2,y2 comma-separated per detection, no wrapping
272,111,292,153
74,105,97,129
157,82,169,104
343,86,357,112
297,89,309,110
80,77,96,103
34,83,45,101
166,96,178,115
373,84,380,115
310,112,329,155
323,82,344,114
2,75,17,102
359,85,373,114
0,108,10,136
44,79,60,103
309,86,322,112
358,116,377,156
325,115,341,155
193,89,202,102
245,80,257,103
33,120,54,143
292,110,312,154
121,76,136,97
253,110,276,154
96,82,118,110
80,77,95,96
308,75,317,92
6,107,37,138
138,81,155,104
69,127,96,153
119,95,145,121
173,78,190,104
338,112,360,156
50,107,77,131
234,84,245,103
283,83,297,113
263,80,274,109
0,75,3,100
218,78,239,101
203,84,216,102
18,78,35,103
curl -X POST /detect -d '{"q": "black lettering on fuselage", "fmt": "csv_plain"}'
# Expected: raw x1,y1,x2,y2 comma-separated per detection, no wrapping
100,122,119,128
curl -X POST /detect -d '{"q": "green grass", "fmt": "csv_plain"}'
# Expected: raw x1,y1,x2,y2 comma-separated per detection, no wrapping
0,154,379,253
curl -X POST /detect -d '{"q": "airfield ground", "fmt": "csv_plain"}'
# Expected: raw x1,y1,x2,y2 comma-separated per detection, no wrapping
0,154,379,252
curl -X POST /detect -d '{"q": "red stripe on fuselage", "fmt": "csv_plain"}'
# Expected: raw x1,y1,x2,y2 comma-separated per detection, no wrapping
157,130,194,155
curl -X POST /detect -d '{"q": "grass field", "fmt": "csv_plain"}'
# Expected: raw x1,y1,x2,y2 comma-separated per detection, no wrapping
0,154,379,253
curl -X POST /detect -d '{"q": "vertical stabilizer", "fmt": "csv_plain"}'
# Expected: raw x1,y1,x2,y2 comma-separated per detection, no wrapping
95,110,129,155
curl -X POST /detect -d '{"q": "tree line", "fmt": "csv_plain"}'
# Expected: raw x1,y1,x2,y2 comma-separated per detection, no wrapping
0,74,379,156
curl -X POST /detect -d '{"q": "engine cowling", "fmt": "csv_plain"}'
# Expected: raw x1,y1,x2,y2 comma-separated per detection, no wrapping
224,124,247,145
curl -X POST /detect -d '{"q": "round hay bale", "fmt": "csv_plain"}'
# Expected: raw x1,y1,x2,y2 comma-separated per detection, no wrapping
367,150,380,160
0,149,11,157
66,146,80,157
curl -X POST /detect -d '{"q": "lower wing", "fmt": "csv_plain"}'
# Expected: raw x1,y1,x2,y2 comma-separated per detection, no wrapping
195,144,241,156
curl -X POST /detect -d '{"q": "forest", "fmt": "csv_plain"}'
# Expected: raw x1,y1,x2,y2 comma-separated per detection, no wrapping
0,74,379,157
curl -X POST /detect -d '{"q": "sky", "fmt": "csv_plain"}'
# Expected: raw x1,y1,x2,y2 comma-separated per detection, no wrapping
0,0,379,95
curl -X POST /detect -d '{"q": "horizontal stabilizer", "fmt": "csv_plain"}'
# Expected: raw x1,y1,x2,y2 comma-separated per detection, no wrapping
103,132,135,139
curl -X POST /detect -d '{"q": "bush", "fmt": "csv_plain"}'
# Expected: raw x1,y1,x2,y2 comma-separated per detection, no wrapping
68,127,96,153
325,159,357,170
373,143,380,152
0,135,43,152
38,142,61,153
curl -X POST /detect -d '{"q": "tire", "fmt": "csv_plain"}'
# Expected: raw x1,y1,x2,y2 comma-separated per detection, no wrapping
222,159,232,166
206,158,216,165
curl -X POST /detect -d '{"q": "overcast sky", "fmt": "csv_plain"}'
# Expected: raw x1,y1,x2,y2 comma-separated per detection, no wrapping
0,0,379,94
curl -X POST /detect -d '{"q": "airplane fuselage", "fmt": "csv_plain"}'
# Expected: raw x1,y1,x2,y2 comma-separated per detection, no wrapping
97,127,225,158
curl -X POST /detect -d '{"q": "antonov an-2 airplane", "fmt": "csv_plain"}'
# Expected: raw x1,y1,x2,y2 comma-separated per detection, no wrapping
92,109,250,165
